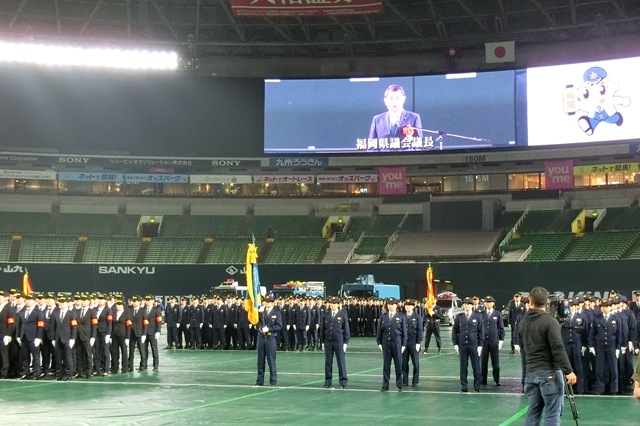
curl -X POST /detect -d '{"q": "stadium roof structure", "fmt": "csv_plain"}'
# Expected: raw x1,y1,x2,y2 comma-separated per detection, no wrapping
1,0,640,77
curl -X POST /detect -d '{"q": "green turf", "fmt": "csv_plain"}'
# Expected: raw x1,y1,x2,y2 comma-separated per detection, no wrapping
1,328,638,425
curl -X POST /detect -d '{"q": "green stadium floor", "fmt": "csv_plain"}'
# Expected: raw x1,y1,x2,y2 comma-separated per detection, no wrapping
1,328,638,425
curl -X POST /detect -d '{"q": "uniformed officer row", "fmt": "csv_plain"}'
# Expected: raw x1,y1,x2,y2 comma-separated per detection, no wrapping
0,290,163,381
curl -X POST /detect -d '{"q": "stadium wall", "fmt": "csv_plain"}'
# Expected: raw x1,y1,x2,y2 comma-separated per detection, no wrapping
4,261,637,308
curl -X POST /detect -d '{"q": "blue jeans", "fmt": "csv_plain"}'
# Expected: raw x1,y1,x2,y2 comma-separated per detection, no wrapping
524,369,565,426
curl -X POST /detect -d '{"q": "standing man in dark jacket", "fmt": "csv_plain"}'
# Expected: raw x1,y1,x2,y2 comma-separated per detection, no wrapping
254,296,282,387
144,295,162,371
376,297,407,392
75,295,97,379
518,286,576,426
508,293,526,354
127,296,148,372
110,300,131,374
320,296,350,389
0,290,17,379
423,300,442,354
481,295,505,386
402,299,423,387
452,296,484,393
18,294,45,379
53,296,77,381
178,297,190,349
94,294,113,376
165,296,181,350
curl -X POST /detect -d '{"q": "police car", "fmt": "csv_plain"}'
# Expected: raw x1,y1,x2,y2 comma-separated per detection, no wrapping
435,291,463,326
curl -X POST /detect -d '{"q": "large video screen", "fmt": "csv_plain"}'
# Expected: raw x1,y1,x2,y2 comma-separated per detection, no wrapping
264,56,640,155
264,72,520,154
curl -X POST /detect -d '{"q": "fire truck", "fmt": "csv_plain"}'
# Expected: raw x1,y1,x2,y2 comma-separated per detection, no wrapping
270,281,326,299
211,278,266,299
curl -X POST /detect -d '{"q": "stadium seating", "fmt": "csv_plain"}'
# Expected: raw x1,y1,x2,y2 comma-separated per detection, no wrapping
0,237,11,262
507,233,574,261
563,231,639,261
83,236,142,263
19,236,77,263
144,237,202,264
206,237,249,264
57,213,117,235
263,237,326,264
0,212,51,235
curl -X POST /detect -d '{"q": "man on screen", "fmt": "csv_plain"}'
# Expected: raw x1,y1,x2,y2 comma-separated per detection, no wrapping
368,84,423,139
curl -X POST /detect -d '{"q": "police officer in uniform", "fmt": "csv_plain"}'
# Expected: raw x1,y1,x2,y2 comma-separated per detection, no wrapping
480,295,505,386
588,298,621,395
320,296,350,389
177,297,190,349
254,296,282,387
402,299,423,387
164,296,181,349
452,296,484,392
376,297,407,392
561,298,588,394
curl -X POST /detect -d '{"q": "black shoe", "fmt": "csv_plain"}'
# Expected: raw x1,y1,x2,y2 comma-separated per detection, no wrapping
253,383,262,387
460,389,468,393
411,384,417,387
423,351,429,355
437,348,441,354
495,382,501,386
322,384,332,389
380,387,388,391
341,385,347,389
18,374,27,380
63,375,72,381
474,389,480,393
270,383,276,387
397,388,402,392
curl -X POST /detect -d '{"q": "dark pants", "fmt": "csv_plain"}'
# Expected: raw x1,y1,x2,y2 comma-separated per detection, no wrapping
212,328,225,348
402,342,420,386
459,344,481,391
75,339,93,376
144,334,159,369
110,336,128,373
189,326,202,348
425,326,441,350
256,334,277,385
20,339,41,376
381,340,403,389
166,325,179,347
237,326,251,349
324,340,347,387
481,340,500,385
594,345,618,394
565,342,585,393
54,339,74,378
41,336,55,375
0,338,10,378
295,328,307,349
128,336,148,371
95,332,110,374
178,324,189,347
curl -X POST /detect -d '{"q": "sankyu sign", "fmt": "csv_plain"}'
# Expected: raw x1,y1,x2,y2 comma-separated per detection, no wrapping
190,175,252,184
544,160,574,190
378,167,406,195
98,266,156,274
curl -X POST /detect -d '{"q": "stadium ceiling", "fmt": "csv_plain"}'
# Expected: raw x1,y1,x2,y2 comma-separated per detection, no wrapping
0,0,639,76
